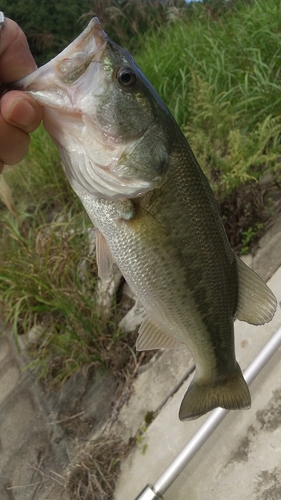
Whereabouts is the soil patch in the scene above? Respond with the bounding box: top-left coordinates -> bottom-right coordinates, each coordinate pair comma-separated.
219,181 -> 281,253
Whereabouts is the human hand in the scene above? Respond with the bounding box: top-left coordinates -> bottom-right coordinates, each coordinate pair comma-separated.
0,17 -> 42,173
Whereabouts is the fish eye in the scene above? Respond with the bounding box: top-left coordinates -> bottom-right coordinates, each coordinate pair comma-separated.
116,67 -> 137,87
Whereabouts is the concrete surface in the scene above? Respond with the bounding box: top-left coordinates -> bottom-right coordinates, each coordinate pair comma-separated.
252,213 -> 281,282
0,217 -> 280,500
112,348 -> 194,442
0,331 -> 69,500
0,332 -> 119,499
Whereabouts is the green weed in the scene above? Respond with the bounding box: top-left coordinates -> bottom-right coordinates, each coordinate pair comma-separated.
241,223 -> 264,255
135,0 -> 281,195
184,74 -> 281,196
0,127 -> 133,384
136,423 -> 149,455
0,205 -> 135,384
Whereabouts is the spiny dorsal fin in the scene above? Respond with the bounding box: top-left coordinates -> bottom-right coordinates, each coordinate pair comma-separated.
136,317 -> 183,351
235,256 -> 277,325
95,228 -> 115,281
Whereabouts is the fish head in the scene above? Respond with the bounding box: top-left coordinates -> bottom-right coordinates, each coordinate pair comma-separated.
17,18 -> 173,200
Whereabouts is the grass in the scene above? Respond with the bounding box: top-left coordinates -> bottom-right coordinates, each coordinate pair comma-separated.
1,0 -> 281,384
0,201 -> 138,383
134,0 -> 281,195
81,0 -> 189,54
0,127 -> 139,385
66,434 -> 128,500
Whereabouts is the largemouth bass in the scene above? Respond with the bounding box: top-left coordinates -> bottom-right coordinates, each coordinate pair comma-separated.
17,19 -> 276,420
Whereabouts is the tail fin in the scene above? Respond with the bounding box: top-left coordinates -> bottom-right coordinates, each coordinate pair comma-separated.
179,363 -> 250,421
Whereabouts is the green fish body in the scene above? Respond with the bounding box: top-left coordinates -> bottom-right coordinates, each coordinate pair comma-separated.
17,19 -> 277,419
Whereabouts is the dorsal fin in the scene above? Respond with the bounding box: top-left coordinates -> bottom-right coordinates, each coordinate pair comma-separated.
136,317 -> 183,351
235,256 -> 277,325
95,228 -> 115,281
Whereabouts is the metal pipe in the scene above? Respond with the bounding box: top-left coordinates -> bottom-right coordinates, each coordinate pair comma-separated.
134,485 -> 163,500
135,326 -> 281,499
153,407 -> 227,496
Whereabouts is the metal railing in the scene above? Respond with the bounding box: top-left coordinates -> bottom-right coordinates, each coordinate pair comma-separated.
135,326 -> 281,500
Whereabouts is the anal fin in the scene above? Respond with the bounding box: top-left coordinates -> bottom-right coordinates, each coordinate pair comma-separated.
236,256 -> 277,325
136,317 -> 183,351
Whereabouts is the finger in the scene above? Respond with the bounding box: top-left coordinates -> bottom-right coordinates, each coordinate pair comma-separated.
0,18 -> 36,82
0,115 -> 30,165
1,91 -> 42,133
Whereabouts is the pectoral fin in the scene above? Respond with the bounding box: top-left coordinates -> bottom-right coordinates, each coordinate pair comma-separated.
95,228 -> 115,280
136,317 -> 183,351
235,256 -> 277,325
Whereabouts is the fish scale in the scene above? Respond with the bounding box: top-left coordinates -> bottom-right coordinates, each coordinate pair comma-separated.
82,196 -> 208,348
140,156 -> 238,374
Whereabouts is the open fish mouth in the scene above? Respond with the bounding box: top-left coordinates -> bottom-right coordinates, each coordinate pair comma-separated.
16,18 -> 107,90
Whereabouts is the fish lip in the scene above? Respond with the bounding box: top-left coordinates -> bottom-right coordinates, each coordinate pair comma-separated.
15,17 -> 107,89
54,17 -> 107,66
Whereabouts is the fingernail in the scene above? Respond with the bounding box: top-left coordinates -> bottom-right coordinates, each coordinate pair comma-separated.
7,97 -> 36,127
